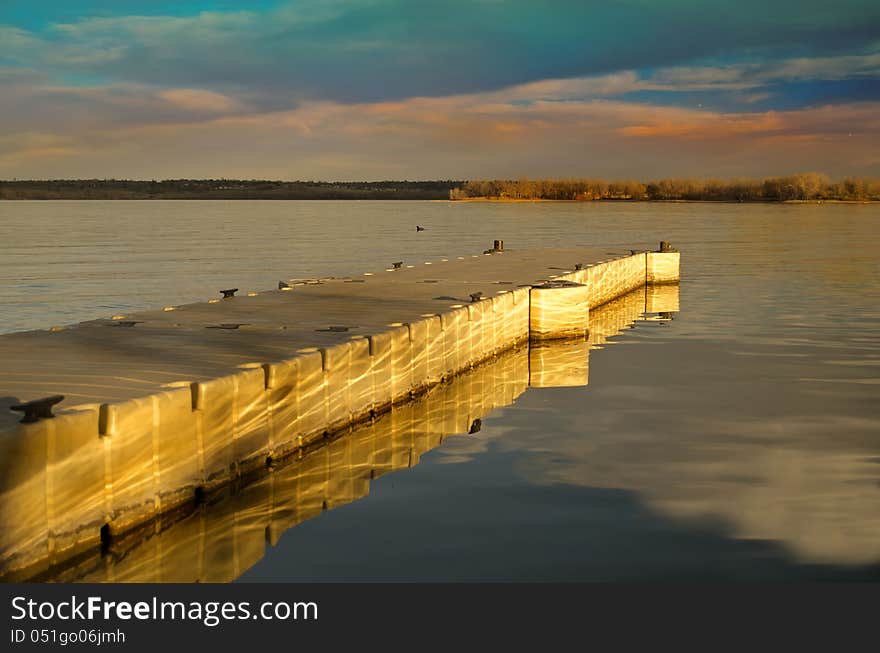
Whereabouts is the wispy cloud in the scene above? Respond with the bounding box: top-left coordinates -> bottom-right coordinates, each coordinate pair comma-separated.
649,52 -> 880,89
0,1 -> 878,178
2,1 -> 879,101
2,77 -> 877,179
158,89 -> 247,114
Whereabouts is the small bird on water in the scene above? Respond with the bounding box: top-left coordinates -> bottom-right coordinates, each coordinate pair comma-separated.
416,225 -> 426,231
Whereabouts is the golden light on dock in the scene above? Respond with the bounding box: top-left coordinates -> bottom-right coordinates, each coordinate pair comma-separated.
0,281 -> 685,582
0,244 -> 682,580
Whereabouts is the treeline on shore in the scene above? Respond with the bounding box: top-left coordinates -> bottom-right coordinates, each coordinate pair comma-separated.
2,174 -> 878,201
451,174 -> 880,201
0,179 -> 461,200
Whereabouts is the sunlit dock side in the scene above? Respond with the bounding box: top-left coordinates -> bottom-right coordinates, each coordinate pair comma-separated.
0,243 -> 679,578
6,284 -> 679,582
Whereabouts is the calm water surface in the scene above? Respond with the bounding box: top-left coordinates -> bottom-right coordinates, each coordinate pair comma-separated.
1,200 -> 879,580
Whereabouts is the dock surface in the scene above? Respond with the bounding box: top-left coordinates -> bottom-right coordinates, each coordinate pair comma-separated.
20,285 -> 679,582
0,244 -> 680,578
2,246 -> 620,415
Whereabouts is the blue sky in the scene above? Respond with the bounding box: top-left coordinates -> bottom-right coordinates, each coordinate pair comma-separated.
0,1 -> 282,29
1,1 -> 878,179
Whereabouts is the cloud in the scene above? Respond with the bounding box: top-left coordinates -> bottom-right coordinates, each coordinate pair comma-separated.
0,25 -> 41,56
1,2 -> 879,178
648,52 -> 880,90
0,131 -> 78,163
1,75 -> 878,179
1,1 -> 879,102
0,77 -> 254,138
158,88 -> 245,113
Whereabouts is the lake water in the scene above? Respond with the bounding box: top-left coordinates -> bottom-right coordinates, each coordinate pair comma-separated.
1,200 -> 879,581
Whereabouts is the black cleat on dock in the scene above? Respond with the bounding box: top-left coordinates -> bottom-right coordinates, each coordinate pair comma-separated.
10,395 -> 64,423
392,262 -> 403,269
220,288 -> 239,298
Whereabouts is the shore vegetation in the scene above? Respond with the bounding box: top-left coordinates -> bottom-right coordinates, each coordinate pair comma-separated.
2,174 -> 877,201
450,174 -> 880,202
0,179 -> 460,200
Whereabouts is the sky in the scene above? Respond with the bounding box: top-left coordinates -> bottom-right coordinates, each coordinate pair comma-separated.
1,1 -> 879,180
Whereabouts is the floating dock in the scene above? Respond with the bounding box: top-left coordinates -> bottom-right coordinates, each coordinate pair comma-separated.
0,243 -> 679,578
7,283 -> 681,582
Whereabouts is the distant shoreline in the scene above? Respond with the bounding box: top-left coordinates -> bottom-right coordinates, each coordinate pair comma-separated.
2,177 -> 877,202
0,180 -> 460,201
1,197 -> 876,203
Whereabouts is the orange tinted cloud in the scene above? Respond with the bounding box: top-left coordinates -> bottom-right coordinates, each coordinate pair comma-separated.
619,112 -> 788,139
617,103 -> 880,142
158,88 -> 245,113
1,79 -> 878,179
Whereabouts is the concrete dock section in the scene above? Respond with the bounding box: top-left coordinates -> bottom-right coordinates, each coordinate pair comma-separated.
8,282 -> 680,582
0,243 -> 679,578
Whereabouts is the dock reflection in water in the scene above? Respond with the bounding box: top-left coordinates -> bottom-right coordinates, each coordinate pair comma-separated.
24,284 -> 675,582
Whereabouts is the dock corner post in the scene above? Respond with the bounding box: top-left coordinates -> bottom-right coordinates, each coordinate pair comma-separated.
646,241 -> 680,285
528,280 -> 590,342
493,240 -> 504,252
